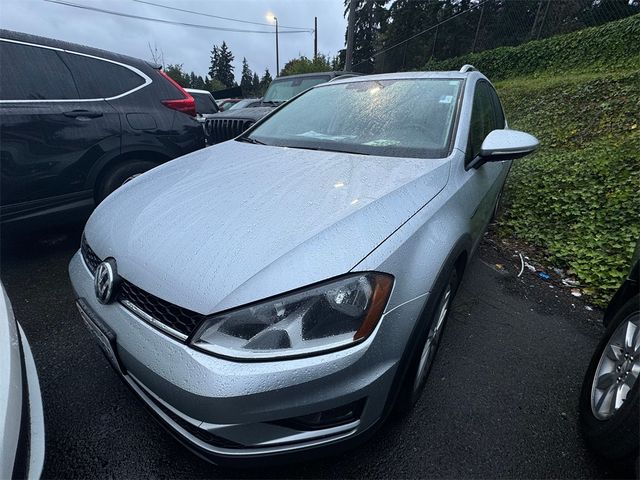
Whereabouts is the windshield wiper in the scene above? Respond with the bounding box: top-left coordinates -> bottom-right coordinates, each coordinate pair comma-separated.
260,100 -> 282,106
236,136 -> 266,145
285,145 -> 369,156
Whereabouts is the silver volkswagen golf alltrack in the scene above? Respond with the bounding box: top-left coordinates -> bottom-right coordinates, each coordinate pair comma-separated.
69,68 -> 538,465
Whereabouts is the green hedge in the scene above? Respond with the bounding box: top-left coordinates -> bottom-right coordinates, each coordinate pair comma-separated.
424,14 -> 640,81
422,16 -> 640,305
499,71 -> 640,305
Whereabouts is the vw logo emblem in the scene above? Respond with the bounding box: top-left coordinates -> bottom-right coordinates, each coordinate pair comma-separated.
94,259 -> 118,304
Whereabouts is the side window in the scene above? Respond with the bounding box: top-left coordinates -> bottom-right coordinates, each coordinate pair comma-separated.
487,85 -> 505,129
0,41 -> 78,100
467,81 -> 497,162
61,53 -> 145,99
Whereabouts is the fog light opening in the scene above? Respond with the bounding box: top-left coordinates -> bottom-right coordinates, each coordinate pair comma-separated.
271,398 -> 366,431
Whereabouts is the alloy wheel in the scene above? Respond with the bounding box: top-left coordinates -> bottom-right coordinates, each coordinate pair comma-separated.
591,313 -> 640,420
413,284 -> 452,394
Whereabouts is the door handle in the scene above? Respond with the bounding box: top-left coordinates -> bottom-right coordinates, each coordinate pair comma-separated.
64,110 -> 103,119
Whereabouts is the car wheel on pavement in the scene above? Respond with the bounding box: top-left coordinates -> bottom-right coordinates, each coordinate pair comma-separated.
397,268 -> 460,412
97,160 -> 157,202
579,293 -> 639,470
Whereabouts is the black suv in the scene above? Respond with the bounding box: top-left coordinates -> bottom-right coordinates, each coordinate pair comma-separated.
0,30 -> 204,231
205,71 -> 359,145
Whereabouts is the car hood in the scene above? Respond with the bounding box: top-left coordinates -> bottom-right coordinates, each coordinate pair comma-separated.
86,141 -> 450,315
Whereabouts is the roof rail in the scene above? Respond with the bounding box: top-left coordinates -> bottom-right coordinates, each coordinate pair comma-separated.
459,64 -> 477,73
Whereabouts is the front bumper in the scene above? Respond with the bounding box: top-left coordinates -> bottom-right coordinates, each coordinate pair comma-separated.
69,251 -> 424,463
17,324 -> 45,479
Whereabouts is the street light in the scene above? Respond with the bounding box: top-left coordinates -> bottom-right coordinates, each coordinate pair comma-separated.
266,13 -> 279,75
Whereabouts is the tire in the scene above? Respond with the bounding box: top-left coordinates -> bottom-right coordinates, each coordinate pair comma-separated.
579,293 -> 639,469
96,160 -> 157,203
396,268 -> 461,413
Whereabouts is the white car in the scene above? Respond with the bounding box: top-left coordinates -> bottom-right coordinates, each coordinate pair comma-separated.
185,88 -> 220,124
0,283 -> 45,479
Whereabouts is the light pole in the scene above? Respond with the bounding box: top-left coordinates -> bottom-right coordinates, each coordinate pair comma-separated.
275,16 -> 279,75
267,13 -> 279,76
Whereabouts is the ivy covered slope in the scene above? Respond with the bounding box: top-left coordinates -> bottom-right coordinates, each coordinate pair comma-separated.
431,15 -> 640,306
499,69 -> 639,305
424,14 -> 640,81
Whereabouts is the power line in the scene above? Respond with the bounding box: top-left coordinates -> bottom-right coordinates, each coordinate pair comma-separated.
44,0 -> 313,34
353,0 -> 489,69
131,0 -> 312,31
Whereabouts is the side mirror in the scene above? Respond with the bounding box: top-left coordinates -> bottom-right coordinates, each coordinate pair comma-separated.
469,129 -> 539,168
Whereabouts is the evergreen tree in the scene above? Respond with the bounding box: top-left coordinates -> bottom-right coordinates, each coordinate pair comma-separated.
259,68 -> 273,96
189,72 -> 206,90
240,58 -> 253,97
344,0 -> 387,73
215,41 -> 236,88
208,45 -> 220,80
251,72 -> 260,97
332,51 -> 346,71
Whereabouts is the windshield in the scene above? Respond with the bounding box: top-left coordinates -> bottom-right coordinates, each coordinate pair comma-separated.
247,79 -> 463,158
262,75 -> 332,103
190,92 -> 218,114
229,99 -> 257,110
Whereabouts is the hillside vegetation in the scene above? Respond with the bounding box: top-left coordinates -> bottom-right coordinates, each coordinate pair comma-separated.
433,15 -> 640,305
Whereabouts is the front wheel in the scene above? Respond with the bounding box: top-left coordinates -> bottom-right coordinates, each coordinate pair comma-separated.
579,293 -> 639,469
397,268 -> 460,412
96,160 -> 157,203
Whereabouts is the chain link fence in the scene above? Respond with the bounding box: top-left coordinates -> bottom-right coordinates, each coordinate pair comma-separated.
354,0 -> 639,73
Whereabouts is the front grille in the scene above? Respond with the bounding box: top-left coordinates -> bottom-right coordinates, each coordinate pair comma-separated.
81,235 -> 101,274
205,118 -> 254,144
80,237 -> 205,339
118,280 -> 205,338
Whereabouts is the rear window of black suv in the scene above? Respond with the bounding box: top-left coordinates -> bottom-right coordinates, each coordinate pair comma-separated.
62,53 -> 146,99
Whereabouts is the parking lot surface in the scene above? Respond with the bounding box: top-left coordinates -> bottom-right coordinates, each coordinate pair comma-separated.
0,228 -> 620,479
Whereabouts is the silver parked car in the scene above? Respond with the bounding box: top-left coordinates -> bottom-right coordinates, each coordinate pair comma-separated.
0,283 -> 45,479
69,67 -> 538,464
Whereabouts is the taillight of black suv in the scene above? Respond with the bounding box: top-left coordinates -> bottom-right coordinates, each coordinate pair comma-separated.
157,69 -> 197,118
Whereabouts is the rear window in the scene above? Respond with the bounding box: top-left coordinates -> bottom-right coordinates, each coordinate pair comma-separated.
262,75 -> 332,103
61,53 -> 145,99
190,92 -> 218,114
0,40 -> 78,100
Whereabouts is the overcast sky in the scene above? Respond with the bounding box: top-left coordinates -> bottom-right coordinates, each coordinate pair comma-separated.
0,0 -> 347,81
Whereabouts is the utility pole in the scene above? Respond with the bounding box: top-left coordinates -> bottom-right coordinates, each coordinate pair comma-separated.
472,4 -> 485,53
537,0 -> 551,40
530,1 -> 544,39
345,0 -> 357,71
314,16 -> 318,59
431,25 -> 439,59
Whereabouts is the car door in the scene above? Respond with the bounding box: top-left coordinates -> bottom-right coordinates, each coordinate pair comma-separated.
460,80 -> 507,244
0,39 -> 120,216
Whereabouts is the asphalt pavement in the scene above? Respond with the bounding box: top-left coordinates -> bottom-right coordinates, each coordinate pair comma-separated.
0,227 -> 622,479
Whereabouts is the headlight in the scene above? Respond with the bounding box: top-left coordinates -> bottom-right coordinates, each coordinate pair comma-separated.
190,272 -> 394,360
